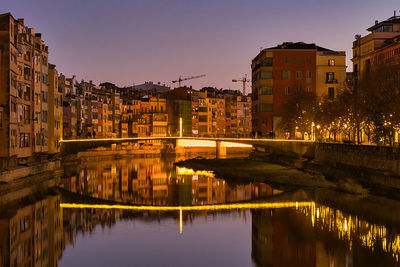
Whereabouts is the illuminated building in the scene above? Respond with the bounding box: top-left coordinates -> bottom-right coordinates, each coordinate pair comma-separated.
352,12 -> 400,79
60,74 -> 78,138
0,13 -> 51,166
194,87 -> 226,137
251,42 -> 345,136
316,50 -> 346,99
48,64 -> 63,153
223,90 -> 252,137
165,87 -> 193,136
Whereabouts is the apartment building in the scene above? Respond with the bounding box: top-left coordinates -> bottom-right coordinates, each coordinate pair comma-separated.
165,87 -> 193,136
251,42 -> 346,136
352,13 -> 400,78
194,87 -> 226,137
223,90 -> 252,137
0,13 -> 53,166
48,64 -> 63,153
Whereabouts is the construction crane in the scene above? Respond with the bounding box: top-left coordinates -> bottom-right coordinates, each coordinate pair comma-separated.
172,74 -> 206,87
232,74 -> 251,95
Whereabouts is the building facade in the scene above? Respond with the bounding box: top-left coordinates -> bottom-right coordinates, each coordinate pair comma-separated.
0,13 -> 52,167
251,42 -> 346,136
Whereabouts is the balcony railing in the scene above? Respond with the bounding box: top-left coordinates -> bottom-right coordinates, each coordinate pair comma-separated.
326,79 -> 338,84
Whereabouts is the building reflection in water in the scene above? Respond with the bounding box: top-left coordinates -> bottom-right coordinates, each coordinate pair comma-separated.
60,157 -> 278,205
0,193 -> 63,267
2,156 -> 400,266
252,203 -> 400,267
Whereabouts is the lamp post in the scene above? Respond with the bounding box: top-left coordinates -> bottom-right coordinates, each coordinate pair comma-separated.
311,122 -> 315,141
179,117 -> 183,137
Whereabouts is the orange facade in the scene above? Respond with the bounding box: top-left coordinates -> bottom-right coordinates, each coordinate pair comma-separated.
252,46 -> 316,135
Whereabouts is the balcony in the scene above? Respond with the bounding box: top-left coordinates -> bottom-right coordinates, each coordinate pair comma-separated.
326,79 -> 338,84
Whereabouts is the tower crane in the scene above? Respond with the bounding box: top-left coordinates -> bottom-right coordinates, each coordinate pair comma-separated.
172,74 -> 206,87
232,74 -> 251,95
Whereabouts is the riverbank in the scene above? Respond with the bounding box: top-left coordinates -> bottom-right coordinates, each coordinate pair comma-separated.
174,157 -> 368,195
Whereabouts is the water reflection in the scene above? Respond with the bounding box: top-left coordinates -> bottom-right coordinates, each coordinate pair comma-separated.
60,156 -> 278,205
0,193 -> 63,267
1,156 -> 400,266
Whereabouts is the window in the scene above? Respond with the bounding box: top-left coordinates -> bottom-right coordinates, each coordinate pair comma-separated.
259,86 -> 273,95
17,44 -> 22,57
296,71 -> 302,79
296,57 -> 302,64
24,105 -> 30,124
326,72 -> 335,83
17,104 -> 23,123
306,86 -> 312,93
285,86 -> 290,95
259,103 -> 273,112
296,87 -> 302,93
42,74 -> 48,85
24,86 -> 31,101
328,87 -> 335,99
284,57 -> 290,63
42,110 -> 48,123
20,133 -> 30,148
306,57 -> 312,64
42,91 -> 48,103
42,55 -> 48,66
199,115 -> 207,122
24,66 -> 31,80
260,71 -> 273,79
282,71 -> 290,79
328,59 -> 335,66
11,50 -> 17,65
262,57 -> 273,66
11,72 -> 17,89
36,133 -> 41,146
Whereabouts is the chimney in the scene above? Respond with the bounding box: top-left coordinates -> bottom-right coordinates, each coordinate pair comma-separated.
375,20 -> 379,25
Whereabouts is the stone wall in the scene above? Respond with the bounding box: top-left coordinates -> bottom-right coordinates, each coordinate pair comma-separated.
314,143 -> 400,176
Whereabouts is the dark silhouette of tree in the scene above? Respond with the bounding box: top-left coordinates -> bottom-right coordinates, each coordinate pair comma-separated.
278,91 -> 317,139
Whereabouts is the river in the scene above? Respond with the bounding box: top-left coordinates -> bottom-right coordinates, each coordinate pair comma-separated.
1,154 -> 400,266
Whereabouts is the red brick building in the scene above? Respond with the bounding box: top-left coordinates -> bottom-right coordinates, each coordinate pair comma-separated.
251,42 -> 343,136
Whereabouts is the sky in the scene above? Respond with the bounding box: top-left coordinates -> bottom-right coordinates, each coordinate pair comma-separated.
2,0 -> 399,91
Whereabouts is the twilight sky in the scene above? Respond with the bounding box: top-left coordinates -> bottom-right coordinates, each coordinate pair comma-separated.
1,0 -> 399,91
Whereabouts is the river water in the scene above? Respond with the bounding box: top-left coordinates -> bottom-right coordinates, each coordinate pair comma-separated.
2,154 -> 400,266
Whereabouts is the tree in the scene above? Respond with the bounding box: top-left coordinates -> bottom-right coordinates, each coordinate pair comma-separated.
358,64 -> 400,145
278,91 -> 318,139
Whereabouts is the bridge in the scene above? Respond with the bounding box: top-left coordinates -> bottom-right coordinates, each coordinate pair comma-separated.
60,136 -> 315,158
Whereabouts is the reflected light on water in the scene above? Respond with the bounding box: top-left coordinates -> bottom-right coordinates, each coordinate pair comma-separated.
60,201 -> 313,211
297,204 -> 400,262
176,167 -> 214,177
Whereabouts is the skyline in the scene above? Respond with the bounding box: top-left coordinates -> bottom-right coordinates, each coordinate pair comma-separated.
2,0 -> 399,91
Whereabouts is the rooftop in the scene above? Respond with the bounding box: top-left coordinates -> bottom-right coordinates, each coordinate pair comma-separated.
266,42 -> 334,52
367,14 -> 400,32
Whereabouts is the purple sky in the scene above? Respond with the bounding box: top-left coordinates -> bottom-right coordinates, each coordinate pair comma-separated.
2,0 -> 399,91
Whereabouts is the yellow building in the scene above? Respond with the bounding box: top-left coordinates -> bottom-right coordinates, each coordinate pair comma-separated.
352,13 -> 400,78
316,51 -> 346,99
196,88 -> 226,137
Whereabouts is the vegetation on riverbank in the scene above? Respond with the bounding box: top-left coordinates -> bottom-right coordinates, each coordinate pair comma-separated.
175,157 -> 368,195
